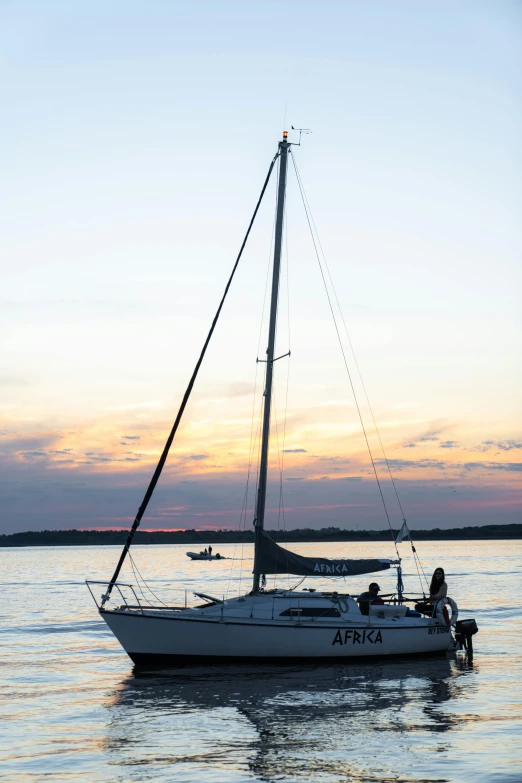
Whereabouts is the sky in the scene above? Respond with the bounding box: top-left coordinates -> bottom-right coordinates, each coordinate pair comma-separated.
1,0 -> 521,534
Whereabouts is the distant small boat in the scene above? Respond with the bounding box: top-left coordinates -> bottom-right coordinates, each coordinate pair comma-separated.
186,551 -> 226,561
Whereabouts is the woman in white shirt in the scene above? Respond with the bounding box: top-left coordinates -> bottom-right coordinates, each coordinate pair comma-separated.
429,567 -> 448,602
415,567 -> 448,615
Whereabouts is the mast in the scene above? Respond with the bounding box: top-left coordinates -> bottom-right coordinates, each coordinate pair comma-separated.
253,131 -> 289,591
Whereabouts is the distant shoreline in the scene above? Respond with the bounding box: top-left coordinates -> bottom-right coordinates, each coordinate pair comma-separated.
1,524 -> 520,547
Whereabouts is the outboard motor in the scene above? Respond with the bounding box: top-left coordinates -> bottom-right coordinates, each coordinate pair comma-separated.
454,618 -> 479,660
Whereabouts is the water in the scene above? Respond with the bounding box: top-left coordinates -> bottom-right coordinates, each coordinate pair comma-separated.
1,540 -> 521,782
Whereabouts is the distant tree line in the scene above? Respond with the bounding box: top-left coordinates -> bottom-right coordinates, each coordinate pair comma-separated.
0,523 -> 520,547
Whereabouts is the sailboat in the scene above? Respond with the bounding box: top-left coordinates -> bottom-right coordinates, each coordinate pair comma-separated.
87,131 -> 477,664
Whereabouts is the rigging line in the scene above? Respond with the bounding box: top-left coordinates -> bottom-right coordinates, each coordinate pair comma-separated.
236,426 -> 255,596
278,194 -> 292,531
294,183 -> 429,588
226,355 -> 261,597
279,193 -> 292,590
413,546 -> 430,590
230,483 -> 249,597
286,164 -> 429,589
239,393 -> 266,595
411,548 -> 427,595
227,468 -> 248,595
129,556 -> 150,606
253,158 -> 281,513
271,351 -> 292,592
287,156 -> 427,584
103,151 -> 279,604
272,199 -> 286,530
289,168 -> 427,587
228,365 -> 261,597
272,364 -> 288,524
274,361 -> 291,535
252,163 -> 279,509
269,192 -> 291,587
271,366 -> 282,589
257,157 -> 280,359
129,552 -> 160,606
273,195 -> 290,534
253,387 -> 266,508
303,201 -> 408,522
276,355 -> 291,532
128,554 -> 154,607
285,185 -> 292,352
272,369 -> 282,511
290,150 -> 400,559
271,356 -> 291,589
281,192 -> 292,535
129,552 -> 170,607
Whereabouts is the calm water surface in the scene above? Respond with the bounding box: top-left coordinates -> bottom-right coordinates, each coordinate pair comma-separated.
1,540 -> 521,782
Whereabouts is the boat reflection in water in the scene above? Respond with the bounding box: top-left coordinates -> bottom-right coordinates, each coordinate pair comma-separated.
104,657 -> 477,782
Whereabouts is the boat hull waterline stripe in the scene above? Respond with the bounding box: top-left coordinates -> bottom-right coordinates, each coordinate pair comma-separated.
128,650 -> 449,666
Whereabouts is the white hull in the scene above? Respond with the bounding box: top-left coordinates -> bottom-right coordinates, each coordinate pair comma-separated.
186,552 -> 225,560
99,591 -> 455,665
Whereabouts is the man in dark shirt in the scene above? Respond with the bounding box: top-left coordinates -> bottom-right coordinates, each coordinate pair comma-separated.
357,582 -> 385,615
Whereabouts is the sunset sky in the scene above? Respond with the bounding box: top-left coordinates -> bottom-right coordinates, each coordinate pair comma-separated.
1,1 -> 521,534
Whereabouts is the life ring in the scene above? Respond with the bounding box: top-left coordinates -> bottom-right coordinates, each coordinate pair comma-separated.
435,597 -> 458,627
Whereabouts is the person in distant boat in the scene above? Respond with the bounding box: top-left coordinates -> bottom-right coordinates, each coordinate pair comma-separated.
208,545 -> 213,557
357,582 -> 385,616
415,567 -> 448,616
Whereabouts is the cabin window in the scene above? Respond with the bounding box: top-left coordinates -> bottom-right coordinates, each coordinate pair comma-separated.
279,607 -> 340,617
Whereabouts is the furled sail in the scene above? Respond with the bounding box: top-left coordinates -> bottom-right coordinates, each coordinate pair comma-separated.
253,531 -> 393,577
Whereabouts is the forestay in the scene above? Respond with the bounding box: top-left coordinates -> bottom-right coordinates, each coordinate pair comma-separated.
253,531 -> 393,577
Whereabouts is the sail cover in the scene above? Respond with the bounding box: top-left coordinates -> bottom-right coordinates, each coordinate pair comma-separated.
253,531 -> 392,577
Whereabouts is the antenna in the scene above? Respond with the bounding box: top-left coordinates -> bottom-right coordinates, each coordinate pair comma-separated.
291,126 -> 312,146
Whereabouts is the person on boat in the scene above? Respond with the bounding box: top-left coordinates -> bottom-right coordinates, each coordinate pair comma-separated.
415,567 -> 448,616
208,545 -> 213,557
357,582 -> 385,615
